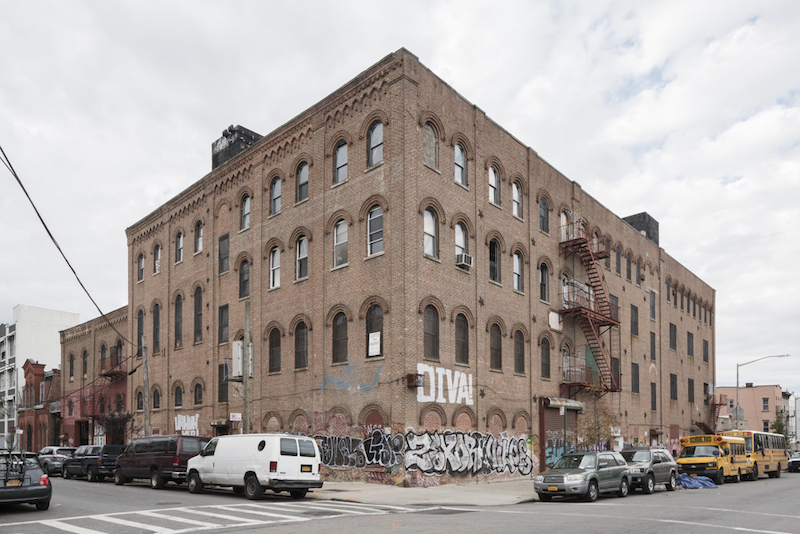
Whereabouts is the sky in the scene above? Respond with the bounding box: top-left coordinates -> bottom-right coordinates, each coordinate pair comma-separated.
1,1 -> 799,396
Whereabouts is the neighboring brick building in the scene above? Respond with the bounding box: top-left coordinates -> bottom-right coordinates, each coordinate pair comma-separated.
64,48 -> 715,485
17,360 -> 62,452
717,384 -> 790,433
60,306 -> 128,446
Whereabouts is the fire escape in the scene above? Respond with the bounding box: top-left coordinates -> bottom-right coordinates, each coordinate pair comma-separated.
559,220 -> 621,397
694,393 -> 723,434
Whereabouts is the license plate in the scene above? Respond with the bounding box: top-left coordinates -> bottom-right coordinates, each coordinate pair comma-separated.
301,465 -> 311,473
547,485 -> 558,491
690,474 -> 697,477
6,480 -> 22,487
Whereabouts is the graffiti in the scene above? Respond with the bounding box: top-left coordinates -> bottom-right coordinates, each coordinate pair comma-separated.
175,414 -> 200,434
362,429 -> 405,467
404,430 -> 533,476
416,363 -> 473,405
316,435 -> 367,468
527,434 -> 540,468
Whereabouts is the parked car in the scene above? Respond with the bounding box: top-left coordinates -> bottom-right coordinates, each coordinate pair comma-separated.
0,451 -> 52,510
788,452 -> 800,473
534,451 -> 630,502
63,444 -> 126,481
186,434 -> 323,500
620,447 -> 678,493
114,434 -> 210,488
37,446 -> 76,476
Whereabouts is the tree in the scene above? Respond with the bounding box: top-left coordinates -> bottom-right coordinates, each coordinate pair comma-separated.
771,412 -> 787,438
574,392 -> 620,451
96,412 -> 138,444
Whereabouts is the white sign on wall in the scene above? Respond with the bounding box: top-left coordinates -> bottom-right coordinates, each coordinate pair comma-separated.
230,412 -> 242,422
174,414 -> 200,435
368,332 -> 381,357
416,362 -> 473,405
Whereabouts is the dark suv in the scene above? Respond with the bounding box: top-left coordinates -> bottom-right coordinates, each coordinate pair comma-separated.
620,447 -> 678,493
63,444 -> 126,481
114,435 -> 209,488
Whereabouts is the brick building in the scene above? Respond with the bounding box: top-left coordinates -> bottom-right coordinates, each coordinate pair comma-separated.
65,48 -> 716,484
60,306 -> 128,446
17,360 -> 61,452
717,384 -> 790,433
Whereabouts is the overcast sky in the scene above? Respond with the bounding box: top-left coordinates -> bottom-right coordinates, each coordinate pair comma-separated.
1,1 -> 799,396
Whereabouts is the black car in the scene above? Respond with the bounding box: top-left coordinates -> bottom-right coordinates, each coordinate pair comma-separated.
0,451 -> 52,510
64,444 -> 126,481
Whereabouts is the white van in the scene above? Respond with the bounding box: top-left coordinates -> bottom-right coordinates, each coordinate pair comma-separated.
186,434 -> 322,499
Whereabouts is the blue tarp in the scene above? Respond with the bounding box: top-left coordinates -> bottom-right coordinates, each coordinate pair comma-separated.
677,473 -> 718,489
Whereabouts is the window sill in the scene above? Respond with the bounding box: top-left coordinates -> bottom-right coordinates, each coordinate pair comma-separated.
423,162 -> 440,174
295,367 -> 308,372
513,289 -> 525,296
294,197 -> 309,208
489,368 -> 503,373
514,372 -> 526,378
331,179 -> 348,189
539,299 -> 549,305
366,355 -> 384,361
513,214 -> 524,223
193,250 -> 202,257
174,345 -> 183,351
268,211 -> 281,220
454,180 -> 469,191
455,265 -> 470,274
268,285 -> 280,292
175,260 -> 183,266
365,251 -> 385,261
239,295 -> 249,302
137,279 -> 143,284
539,229 -> 550,238
268,371 -> 281,376
423,253 -> 441,263
366,161 -> 384,173
541,377 -> 551,382
219,270 -> 229,276
454,361 -> 470,368
294,276 -> 308,284
153,271 -> 160,277
422,357 -> 440,363
239,226 -> 250,234
331,361 -> 348,367
489,279 -> 502,288
489,201 -> 502,210
331,263 -> 349,272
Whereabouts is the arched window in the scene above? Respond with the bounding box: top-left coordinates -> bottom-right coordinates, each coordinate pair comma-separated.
539,197 -> 549,233
490,324 -> 502,370
296,236 -> 308,280
270,247 -> 280,289
636,259 -> 641,285
332,312 -> 348,364
174,385 -> 183,408
136,391 -> 143,411
99,396 -> 106,414
615,246 -> 621,275
269,328 -> 281,373
366,304 -> 383,358
626,253 -> 632,280
455,222 -> 467,259
137,254 -> 144,282
68,399 -> 74,416
489,239 -> 500,282
152,388 -> 160,410
423,122 -> 438,169
239,260 -> 250,298
541,338 -> 551,378
195,221 -> 203,253
175,294 -> 183,348
137,310 -> 144,356
423,209 -> 437,258
153,303 -> 160,353
295,322 -> 308,369
368,206 -> 383,256
69,354 -> 74,378
489,166 -> 499,204
115,340 -> 123,366
194,383 -> 203,405
540,263 -> 549,302
368,121 -> 383,166
175,232 -> 183,263
270,178 -> 281,215
334,141 -> 348,183
454,143 -> 466,185
513,252 -> 523,292
514,331 -> 524,374
296,162 -> 309,202
512,182 -> 522,218
423,305 -> 439,361
153,245 -> 161,274
193,287 -> 202,343
241,194 -> 251,229
455,313 -> 468,364
334,220 -> 348,267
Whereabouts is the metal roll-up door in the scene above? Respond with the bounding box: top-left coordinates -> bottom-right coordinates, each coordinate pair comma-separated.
543,407 -> 578,469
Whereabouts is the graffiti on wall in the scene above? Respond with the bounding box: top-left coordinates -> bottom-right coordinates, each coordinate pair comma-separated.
416,363 -> 473,405
312,428 -> 533,477
175,414 -> 200,434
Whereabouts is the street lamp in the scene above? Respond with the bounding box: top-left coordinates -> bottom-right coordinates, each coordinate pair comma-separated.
736,354 -> 791,430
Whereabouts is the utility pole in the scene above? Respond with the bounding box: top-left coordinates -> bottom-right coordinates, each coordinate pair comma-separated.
242,301 -> 250,434
142,335 -> 151,437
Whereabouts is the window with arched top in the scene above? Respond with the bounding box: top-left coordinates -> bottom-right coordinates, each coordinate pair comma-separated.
152,388 -> 160,410
334,141 -> 348,183
489,239 -> 500,282
540,264 -> 549,302
194,383 -> 203,405
176,232 -> 183,263
615,246 -> 621,275
489,166 -> 499,204
270,247 -> 280,289
423,305 -> 439,361
539,197 -> 549,233
368,121 -> 383,166
175,294 -> 183,348
332,312 -> 348,364
366,304 -> 383,358
423,209 -> 437,258
514,331 -> 524,375
174,385 -> 183,408
297,162 -> 309,202
241,194 -> 251,229
512,182 -> 522,218
269,328 -> 281,373
626,253 -> 632,280
455,313 -> 469,364
239,260 -> 250,298
541,338 -> 551,378
153,303 -> 160,353
424,122 -> 438,169
454,143 -> 466,185
334,220 -> 348,267
136,391 -> 143,411
455,223 -> 467,259
490,324 -> 502,370
153,245 -> 161,274
193,287 -> 202,343
295,322 -> 308,369
137,254 -> 144,282
513,252 -> 523,292
137,310 -> 144,355
296,236 -> 308,280
195,221 -> 203,253
270,178 -> 281,215
368,206 -> 383,256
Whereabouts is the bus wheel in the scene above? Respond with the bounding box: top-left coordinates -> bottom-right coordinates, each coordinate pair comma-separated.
750,463 -> 758,480
733,470 -> 741,483
716,469 -> 724,485
775,465 -> 781,478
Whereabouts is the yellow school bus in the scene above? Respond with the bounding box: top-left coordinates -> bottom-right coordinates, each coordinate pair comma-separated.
718,430 -> 788,479
677,434 -> 752,484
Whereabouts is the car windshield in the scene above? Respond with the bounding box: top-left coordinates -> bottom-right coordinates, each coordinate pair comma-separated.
680,446 -> 719,458
56,448 -> 75,456
0,454 -> 40,471
621,450 -> 651,463
102,445 -> 126,457
553,454 -> 596,470
790,452 -> 800,459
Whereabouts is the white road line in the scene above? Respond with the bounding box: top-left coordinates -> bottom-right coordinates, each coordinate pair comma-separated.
92,515 -> 179,533
137,511 -> 217,528
213,505 -> 309,522
188,509 -> 265,524
37,520 -> 108,534
294,502 -> 374,514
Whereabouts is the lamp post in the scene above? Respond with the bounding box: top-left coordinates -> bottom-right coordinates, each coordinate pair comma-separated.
736,354 -> 790,430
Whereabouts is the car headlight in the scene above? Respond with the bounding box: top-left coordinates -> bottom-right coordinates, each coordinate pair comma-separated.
535,475 -> 545,482
707,462 -> 717,468
565,474 -> 584,481
629,467 -> 643,474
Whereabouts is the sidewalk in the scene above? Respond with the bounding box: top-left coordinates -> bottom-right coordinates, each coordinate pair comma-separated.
308,478 -> 537,507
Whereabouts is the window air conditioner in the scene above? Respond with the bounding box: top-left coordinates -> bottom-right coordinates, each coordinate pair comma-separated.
456,253 -> 473,268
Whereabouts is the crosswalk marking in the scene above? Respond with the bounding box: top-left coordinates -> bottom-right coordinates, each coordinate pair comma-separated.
38,520 -> 108,534
183,508 -> 269,524
137,511 -> 215,528
213,505 -> 310,521
92,515 -> 179,533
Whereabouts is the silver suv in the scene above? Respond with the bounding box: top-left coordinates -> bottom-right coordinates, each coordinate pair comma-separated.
534,451 -> 630,502
620,447 -> 678,493
37,446 -> 76,476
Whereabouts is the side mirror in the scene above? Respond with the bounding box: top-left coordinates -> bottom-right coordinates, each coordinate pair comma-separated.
653,458 -> 661,464
200,449 -> 206,457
